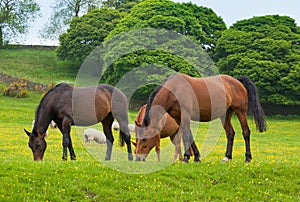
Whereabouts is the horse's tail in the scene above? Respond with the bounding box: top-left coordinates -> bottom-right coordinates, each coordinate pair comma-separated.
237,76 -> 267,132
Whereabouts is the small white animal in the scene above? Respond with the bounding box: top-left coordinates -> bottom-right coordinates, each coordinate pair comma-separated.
112,122 -> 135,133
112,121 -> 120,131
84,128 -> 106,144
49,120 -> 57,129
128,124 -> 135,133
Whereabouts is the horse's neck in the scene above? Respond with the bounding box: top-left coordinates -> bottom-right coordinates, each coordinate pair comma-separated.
153,88 -> 172,113
34,109 -> 52,135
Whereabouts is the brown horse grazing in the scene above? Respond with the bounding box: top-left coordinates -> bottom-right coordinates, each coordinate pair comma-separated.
137,73 -> 266,163
133,105 -> 194,162
24,83 -> 133,161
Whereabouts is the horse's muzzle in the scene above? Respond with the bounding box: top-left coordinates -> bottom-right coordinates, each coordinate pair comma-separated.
33,154 -> 43,161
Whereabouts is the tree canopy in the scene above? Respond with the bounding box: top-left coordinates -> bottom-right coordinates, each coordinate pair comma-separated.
101,0 -> 225,91
57,0 -> 225,102
214,15 -> 300,105
55,1 -> 300,106
57,7 -> 125,62
0,0 -> 40,47
107,0 -> 226,50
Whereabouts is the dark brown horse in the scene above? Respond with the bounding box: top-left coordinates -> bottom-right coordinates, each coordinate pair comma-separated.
24,83 -> 133,161
137,73 -> 266,163
134,105 -> 194,161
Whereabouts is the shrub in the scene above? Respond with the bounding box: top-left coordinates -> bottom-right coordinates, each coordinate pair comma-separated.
3,78 -> 29,98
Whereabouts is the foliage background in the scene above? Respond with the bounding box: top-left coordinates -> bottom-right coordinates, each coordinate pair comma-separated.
54,0 -> 300,106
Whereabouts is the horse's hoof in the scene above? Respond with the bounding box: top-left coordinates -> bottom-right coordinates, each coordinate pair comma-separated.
183,157 -> 189,163
128,154 -> 133,161
71,157 -> 77,160
221,157 -> 230,163
194,155 -> 200,163
62,157 -> 67,161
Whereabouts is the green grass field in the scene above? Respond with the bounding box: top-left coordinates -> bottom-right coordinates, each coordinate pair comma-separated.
0,49 -> 79,85
0,49 -> 299,201
0,88 -> 299,201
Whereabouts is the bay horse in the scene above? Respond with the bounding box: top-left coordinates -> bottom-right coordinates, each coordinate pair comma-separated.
134,105 -> 194,162
136,73 -> 266,163
24,83 -> 133,161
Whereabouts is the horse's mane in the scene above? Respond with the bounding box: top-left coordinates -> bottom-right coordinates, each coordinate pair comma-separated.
135,105 -> 147,126
34,83 -> 70,128
143,75 -> 174,126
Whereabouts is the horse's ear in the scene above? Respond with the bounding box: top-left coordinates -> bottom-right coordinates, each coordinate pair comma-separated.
24,129 -> 31,137
32,129 -> 39,137
131,141 -> 137,147
135,120 -> 141,127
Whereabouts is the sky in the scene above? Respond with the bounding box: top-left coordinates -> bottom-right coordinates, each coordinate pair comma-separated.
22,0 -> 300,45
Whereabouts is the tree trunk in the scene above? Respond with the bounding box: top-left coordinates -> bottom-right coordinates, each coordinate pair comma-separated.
0,27 -> 3,48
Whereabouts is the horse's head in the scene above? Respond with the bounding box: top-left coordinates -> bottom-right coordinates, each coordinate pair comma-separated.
134,122 -> 159,161
134,105 -> 166,161
24,129 -> 47,161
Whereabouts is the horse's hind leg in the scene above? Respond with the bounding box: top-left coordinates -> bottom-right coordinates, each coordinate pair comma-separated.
236,111 -> 252,163
221,110 -> 235,162
117,118 -> 133,161
102,113 -> 114,161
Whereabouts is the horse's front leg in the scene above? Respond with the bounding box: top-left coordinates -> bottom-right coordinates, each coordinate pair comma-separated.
118,119 -> 133,161
62,135 -> 77,160
61,119 -> 76,160
67,135 -> 76,160
155,136 -> 161,162
170,134 -> 182,162
180,114 -> 200,163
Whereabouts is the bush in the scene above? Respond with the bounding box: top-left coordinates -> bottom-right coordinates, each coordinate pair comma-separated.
3,78 -> 29,98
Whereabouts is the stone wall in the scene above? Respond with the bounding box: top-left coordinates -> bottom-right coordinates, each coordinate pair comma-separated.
0,73 -> 50,91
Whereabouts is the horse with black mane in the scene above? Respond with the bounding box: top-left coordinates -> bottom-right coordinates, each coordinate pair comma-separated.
136,73 -> 266,163
24,83 -> 133,161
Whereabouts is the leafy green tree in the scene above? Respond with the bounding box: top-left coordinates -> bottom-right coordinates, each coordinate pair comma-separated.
0,0 -> 40,47
102,0 -> 142,10
214,15 -> 300,105
108,0 -> 226,50
57,7 -> 125,62
101,0 -> 225,99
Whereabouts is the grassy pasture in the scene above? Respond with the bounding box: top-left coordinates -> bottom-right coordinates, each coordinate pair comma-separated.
0,49 -> 78,85
0,88 -> 299,201
0,49 -> 299,201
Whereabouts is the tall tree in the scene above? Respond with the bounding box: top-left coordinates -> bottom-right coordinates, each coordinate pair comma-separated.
40,0 -> 102,40
214,15 -> 300,105
108,0 -> 226,50
102,0 -> 226,84
0,0 -> 40,47
57,7 -> 125,62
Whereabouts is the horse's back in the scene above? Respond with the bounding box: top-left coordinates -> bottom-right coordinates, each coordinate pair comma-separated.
67,84 -> 128,125
168,74 -> 248,120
